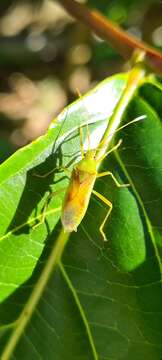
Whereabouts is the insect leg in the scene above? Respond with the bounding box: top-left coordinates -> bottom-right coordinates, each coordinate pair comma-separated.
92,189 -> 112,242
96,171 -> 129,187
96,139 -> 122,163
33,187 -> 66,229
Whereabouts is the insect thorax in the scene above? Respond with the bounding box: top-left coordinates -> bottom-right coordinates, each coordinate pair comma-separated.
76,152 -> 97,174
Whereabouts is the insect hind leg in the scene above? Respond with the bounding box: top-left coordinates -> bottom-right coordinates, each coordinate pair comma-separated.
97,171 -> 129,187
92,189 -> 113,242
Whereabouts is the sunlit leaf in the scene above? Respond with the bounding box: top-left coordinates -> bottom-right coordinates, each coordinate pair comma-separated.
1,74 -> 162,360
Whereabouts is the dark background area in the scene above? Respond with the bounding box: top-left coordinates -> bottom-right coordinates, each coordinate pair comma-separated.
0,0 -> 161,159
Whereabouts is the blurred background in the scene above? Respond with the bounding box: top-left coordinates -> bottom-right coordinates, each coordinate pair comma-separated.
0,0 -> 161,160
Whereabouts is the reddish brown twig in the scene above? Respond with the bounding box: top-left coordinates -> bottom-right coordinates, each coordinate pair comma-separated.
59,0 -> 162,75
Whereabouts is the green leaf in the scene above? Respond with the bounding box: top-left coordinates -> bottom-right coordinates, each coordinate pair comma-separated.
1,74 -> 162,359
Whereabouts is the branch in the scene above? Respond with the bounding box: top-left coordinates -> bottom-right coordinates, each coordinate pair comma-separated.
59,0 -> 162,75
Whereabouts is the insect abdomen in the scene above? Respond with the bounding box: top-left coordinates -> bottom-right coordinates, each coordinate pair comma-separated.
61,170 -> 96,232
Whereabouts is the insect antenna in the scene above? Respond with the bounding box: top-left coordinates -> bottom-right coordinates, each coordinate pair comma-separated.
79,125 -> 85,158
51,106 -> 69,155
95,114 -> 146,155
76,87 -> 91,152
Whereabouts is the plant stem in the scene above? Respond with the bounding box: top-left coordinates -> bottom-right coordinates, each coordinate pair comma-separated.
59,0 -> 162,75
1,230 -> 69,360
96,62 -> 146,161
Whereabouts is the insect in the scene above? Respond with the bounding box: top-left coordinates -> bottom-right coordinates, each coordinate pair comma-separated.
61,132 -> 126,241
35,111 -> 145,241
